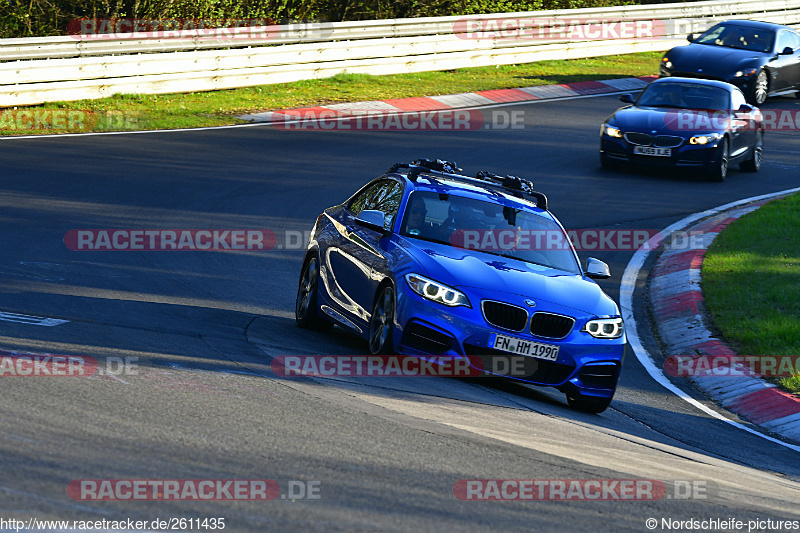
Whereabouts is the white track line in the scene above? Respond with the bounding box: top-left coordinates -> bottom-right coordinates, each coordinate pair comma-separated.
620,187 -> 800,453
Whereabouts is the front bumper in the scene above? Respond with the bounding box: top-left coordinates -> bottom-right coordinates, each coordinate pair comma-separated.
600,135 -> 721,170
393,286 -> 625,397
659,66 -> 755,94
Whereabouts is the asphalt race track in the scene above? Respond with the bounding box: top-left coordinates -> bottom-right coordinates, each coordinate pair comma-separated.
1,92 -> 799,532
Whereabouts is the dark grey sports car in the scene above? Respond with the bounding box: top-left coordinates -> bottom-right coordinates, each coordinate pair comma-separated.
659,19 -> 800,105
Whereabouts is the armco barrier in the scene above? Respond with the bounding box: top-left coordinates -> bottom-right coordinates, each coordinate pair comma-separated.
1,0 -> 799,106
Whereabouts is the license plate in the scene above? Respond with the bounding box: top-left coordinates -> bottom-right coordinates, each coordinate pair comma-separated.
633,146 -> 671,157
489,333 -> 559,361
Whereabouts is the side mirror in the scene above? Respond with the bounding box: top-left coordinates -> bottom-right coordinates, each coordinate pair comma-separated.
737,103 -> 754,114
586,258 -> 611,280
687,33 -> 697,42
618,93 -> 634,104
354,209 -> 387,233
780,46 -> 794,55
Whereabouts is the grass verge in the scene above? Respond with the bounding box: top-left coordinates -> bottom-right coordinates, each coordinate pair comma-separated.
702,193 -> 800,394
0,51 -> 661,135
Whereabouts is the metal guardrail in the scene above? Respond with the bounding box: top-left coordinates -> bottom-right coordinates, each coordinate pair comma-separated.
1,0 -> 799,107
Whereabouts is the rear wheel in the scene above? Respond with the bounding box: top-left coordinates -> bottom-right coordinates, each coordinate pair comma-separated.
566,393 -> 613,414
748,69 -> 769,105
295,255 -> 333,331
739,131 -> 763,172
369,285 -> 395,355
707,138 -> 729,182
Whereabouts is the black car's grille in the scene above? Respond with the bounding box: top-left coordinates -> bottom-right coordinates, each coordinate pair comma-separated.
623,132 -> 651,146
401,323 -> 453,355
530,312 -> 575,339
463,344 -> 574,385
482,301 -> 528,332
653,135 -> 684,148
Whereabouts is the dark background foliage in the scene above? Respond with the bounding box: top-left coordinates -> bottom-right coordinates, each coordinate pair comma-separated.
0,0 -> 681,38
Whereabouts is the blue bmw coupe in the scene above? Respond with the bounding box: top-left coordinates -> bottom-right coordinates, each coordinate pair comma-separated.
295,159 -> 626,413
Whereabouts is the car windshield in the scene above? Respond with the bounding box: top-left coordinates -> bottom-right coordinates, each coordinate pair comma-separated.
399,191 -> 581,274
637,82 -> 730,111
694,23 -> 775,53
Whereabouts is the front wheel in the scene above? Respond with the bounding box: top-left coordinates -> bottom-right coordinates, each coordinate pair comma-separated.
368,285 -> 395,355
566,393 -> 613,414
707,138 -> 728,182
739,131 -> 763,172
748,69 -> 769,105
295,255 -> 333,331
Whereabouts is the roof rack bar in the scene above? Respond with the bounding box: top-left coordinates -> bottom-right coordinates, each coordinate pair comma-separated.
387,159 -> 548,211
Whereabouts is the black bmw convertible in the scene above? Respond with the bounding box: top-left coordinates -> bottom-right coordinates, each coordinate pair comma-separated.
599,77 -> 764,182
659,19 -> 800,105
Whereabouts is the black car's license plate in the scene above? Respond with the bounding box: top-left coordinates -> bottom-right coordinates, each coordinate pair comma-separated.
633,146 -> 671,157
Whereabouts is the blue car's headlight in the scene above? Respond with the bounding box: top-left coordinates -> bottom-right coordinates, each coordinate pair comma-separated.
405,273 -> 471,308
583,318 -> 624,339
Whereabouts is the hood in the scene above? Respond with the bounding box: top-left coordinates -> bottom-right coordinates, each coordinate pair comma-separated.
669,44 -> 763,77
608,106 -> 687,134
607,105 -> 728,135
397,238 -> 619,316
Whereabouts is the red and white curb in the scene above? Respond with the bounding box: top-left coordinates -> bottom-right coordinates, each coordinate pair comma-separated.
649,198 -> 800,443
238,76 -> 656,122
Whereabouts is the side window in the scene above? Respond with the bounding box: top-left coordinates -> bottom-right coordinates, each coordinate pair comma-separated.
347,179 -> 403,231
777,30 -> 800,52
347,181 -> 383,216
370,181 -> 403,230
731,89 -> 746,110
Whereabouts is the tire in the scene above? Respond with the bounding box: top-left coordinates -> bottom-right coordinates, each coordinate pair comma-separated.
566,393 -> 613,414
295,255 -> 333,331
739,131 -> 763,172
748,69 -> 769,106
368,284 -> 395,355
707,137 -> 729,182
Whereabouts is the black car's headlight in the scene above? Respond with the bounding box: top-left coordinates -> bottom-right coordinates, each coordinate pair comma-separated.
582,318 -> 624,339
405,273 -> 471,308
735,68 -> 758,78
661,57 -> 672,69
602,124 -> 622,138
689,133 -> 723,145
